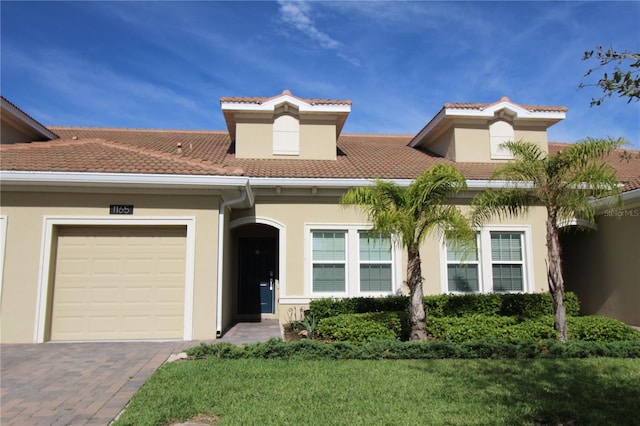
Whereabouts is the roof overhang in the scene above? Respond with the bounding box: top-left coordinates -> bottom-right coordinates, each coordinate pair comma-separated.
1,170 -> 527,193
0,171 -> 254,206
220,91 -> 351,141
409,100 -> 566,149
1,97 -> 58,142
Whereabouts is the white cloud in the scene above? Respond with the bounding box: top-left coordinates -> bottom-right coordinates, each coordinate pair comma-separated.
278,1 -> 340,49
277,1 -> 360,66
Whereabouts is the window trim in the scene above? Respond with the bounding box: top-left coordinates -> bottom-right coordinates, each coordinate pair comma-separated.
443,232 -> 482,293
357,230 -> 394,294
489,231 -> 526,293
440,225 -> 534,294
311,230 -> 348,295
305,224 -> 400,298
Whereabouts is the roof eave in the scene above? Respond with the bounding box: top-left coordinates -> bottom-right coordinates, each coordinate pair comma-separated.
1,97 -> 59,141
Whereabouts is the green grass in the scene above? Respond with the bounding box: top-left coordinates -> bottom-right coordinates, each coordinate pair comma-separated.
114,358 -> 640,426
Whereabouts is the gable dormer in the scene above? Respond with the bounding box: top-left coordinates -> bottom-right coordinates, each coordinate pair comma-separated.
409,97 -> 567,162
220,90 -> 351,160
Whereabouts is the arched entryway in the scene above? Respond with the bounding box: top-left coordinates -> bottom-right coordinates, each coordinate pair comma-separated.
230,218 -> 284,321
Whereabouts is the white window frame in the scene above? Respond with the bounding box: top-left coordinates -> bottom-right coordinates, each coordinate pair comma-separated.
304,224 -> 400,298
357,230 -> 394,295
488,231 -> 527,293
440,225 -> 534,294
310,230 -> 348,296
443,232 -> 482,293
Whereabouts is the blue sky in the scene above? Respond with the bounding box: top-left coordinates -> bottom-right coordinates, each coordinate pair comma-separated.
2,1 -> 639,148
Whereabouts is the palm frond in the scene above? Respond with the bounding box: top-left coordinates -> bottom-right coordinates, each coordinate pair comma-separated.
471,188 -> 533,227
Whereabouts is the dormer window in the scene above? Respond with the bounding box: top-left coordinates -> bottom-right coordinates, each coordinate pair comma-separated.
220,89 -> 351,160
273,113 -> 300,156
409,97 -> 565,163
489,120 -> 515,159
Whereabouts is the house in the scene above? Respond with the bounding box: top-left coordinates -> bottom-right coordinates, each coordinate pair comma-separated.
0,91 -> 638,344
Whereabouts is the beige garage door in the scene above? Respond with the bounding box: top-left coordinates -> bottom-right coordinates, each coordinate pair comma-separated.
51,226 -> 187,341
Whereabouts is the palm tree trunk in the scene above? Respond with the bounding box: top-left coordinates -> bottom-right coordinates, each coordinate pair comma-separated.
407,246 -> 428,340
546,214 -> 568,343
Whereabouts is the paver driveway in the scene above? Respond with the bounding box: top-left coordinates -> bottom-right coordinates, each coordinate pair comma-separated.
0,321 -> 282,426
1,341 -> 197,426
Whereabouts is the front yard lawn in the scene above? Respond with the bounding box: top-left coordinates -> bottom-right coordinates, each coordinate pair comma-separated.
114,358 -> 640,426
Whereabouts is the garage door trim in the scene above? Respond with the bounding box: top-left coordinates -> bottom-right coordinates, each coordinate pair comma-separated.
34,216 -> 196,343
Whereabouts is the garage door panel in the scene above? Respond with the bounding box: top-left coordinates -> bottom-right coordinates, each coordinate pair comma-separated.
51,226 -> 186,341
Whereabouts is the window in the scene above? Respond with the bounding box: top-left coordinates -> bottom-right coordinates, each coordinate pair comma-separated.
359,232 -> 392,292
273,114 -> 299,155
490,232 -> 524,292
312,231 -> 346,293
307,226 -> 397,296
489,120 -> 515,159
442,228 -> 530,293
445,235 -> 480,292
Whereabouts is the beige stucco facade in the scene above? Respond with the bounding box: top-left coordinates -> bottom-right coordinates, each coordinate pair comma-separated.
0,186 -> 554,343
0,189 -> 221,343
234,114 -> 338,160
227,196 -> 551,325
4,91 -> 631,342
452,124 -> 549,163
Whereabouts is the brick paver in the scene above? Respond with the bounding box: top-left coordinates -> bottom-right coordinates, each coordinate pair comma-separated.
1,321 -> 282,425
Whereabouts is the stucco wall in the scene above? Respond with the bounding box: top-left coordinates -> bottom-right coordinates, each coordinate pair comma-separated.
452,124 -> 549,163
0,190 -> 221,343
562,212 -> 640,326
234,114 -> 337,160
231,197 -> 550,323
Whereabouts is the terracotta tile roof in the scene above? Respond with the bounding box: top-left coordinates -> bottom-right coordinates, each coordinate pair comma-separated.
549,142 -> 640,191
623,176 -> 640,192
0,134 -> 242,176
2,128 -> 638,190
445,96 -> 568,113
220,89 -> 352,106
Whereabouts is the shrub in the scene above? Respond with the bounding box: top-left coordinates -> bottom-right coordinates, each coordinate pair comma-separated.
426,314 -> 517,342
310,296 -> 409,320
499,292 -> 580,318
317,311 -> 409,342
426,314 -> 639,343
424,293 -> 502,317
310,292 -> 580,321
186,339 -> 640,360
568,316 -> 640,342
499,318 -> 557,341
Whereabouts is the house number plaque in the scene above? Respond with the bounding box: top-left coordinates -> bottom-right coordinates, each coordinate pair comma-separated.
109,204 -> 134,215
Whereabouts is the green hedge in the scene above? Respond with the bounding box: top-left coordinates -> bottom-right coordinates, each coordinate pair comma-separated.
317,311 -> 410,342
309,296 -> 409,320
309,292 -> 580,320
186,338 -> 640,360
568,316 -> 640,342
427,315 -> 640,343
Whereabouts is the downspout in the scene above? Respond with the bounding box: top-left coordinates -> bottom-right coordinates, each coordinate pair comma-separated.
216,181 -> 252,337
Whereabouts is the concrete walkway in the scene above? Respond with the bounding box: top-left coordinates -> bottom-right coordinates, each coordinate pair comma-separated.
0,321 -> 283,426
216,319 -> 282,345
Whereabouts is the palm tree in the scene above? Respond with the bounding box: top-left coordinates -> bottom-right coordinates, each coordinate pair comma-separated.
471,138 -> 625,342
340,163 -> 475,341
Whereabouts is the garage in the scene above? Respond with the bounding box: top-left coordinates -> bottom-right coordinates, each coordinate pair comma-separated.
50,226 -> 187,341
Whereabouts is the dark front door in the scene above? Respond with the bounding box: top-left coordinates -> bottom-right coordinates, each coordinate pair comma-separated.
238,238 -> 276,315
